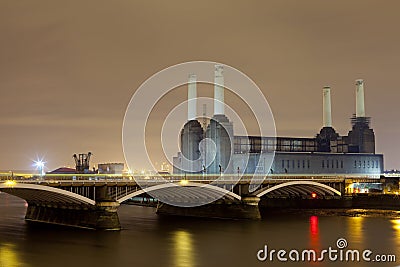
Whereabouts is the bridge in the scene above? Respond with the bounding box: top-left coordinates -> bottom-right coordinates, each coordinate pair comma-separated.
0,174 -> 369,230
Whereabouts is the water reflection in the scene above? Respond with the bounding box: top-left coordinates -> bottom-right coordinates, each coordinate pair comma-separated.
391,219 -> 400,232
0,243 -> 28,267
391,219 -> 400,247
173,230 -> 195,267
347,216 -> 364,244
309,216 -> 320,251
2,193 -> 400,267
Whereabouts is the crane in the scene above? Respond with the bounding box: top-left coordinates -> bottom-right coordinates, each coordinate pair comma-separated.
73,152 -> 92,173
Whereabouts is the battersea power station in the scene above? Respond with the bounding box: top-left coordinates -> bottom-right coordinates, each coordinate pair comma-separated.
173,65 -> 383,176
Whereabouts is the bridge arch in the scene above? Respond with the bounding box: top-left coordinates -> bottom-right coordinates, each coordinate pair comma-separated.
117,182 -> 242,203
0,183 -> 96,206
255,181 -> 342,198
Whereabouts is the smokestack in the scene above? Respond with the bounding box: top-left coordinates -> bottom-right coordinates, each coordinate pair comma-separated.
356,79 -> 365,117
214,64 -> 224,115
187,74 -> 197,121
322,86 -> 332,127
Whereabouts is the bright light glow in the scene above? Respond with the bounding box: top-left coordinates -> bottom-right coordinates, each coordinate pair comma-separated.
311,192 -> 317,199
34,161 -> 44,168
392,219 -> 400,231
4,180 -> 16,187
180,179 -> 189,186
391,219 -> 400,247
33,158 -> 46,176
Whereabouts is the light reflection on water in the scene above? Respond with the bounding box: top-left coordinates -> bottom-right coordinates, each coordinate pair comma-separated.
309,215 -> 320,250
0,243 -> 28,267
347,216 -> 364,245
309,216 -> 321,267
173,230 -> 195,267
391,219 -> 400,248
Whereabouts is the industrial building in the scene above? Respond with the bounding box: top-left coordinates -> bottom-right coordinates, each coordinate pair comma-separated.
98,163 -> 124,174
173,65 -> 383,176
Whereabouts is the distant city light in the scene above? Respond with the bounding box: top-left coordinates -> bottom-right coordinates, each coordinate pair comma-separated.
34,160 -> 44,168
33,159 -> 46,176
4,180 -> 16,187
180,179 -> 189,186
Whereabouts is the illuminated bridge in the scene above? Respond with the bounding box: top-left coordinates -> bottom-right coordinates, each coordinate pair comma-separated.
0,174 -> 373,230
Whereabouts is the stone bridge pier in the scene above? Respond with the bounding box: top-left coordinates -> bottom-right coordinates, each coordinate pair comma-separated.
156,196 -> 261,220
1,183 -> 122,230
25,185 -> 121,230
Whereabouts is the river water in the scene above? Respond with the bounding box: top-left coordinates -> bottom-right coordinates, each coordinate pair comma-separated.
0,193 -> 399,267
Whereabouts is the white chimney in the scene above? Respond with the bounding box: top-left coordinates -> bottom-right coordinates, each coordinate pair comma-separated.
214,65 -> 224,115
356,79 -> 365,117
187,74 -> 197,121
323,86 -> 332,127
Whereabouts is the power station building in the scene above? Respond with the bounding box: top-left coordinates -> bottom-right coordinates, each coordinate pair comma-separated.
173,65 -> 383,176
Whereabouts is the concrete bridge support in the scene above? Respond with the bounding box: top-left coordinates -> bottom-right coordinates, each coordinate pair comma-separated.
156,196 -> 261,220
25,201 -> 120,230
18,185 -> 121,230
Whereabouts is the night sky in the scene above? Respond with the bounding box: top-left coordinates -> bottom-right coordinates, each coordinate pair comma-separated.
1,0 -> 400,171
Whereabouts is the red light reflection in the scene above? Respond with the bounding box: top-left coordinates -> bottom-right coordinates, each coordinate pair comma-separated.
309,215 -> 320,256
